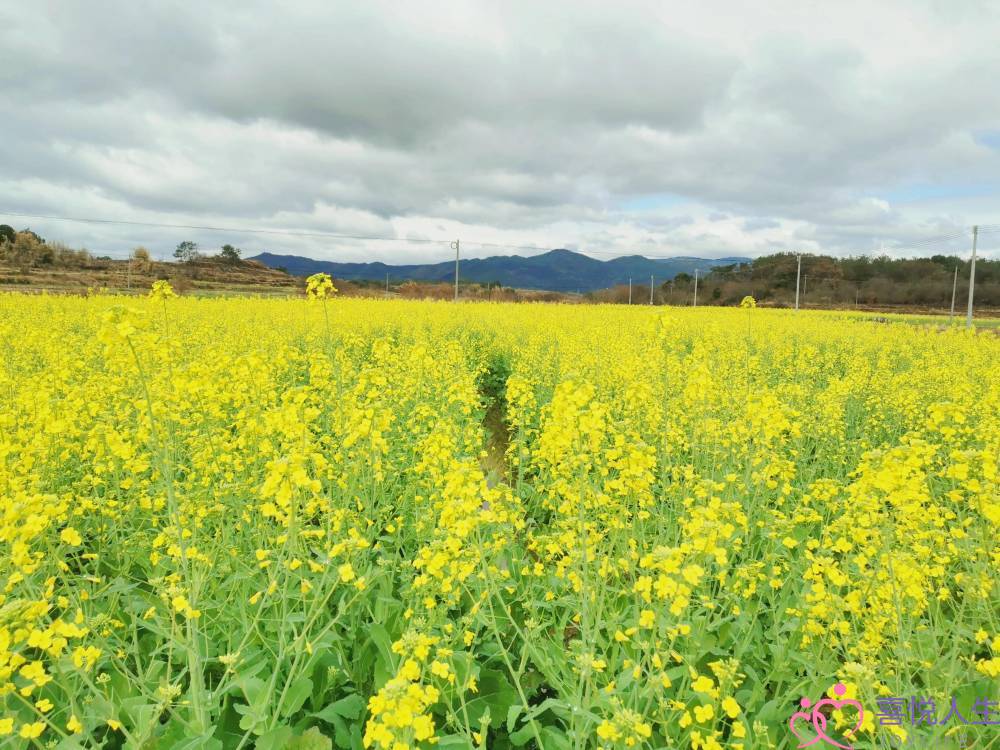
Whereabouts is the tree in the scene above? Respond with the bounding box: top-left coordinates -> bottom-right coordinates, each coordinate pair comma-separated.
220,244 -> 241,263
8,230 -> 44,268
0,224 -> 15,245
174,241 -> 199,262
131,247 -> 152,273
24,229 -> 44,243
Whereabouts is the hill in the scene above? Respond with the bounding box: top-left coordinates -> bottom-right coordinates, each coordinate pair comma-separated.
0,255 -> 300,296
0,228 -> 300,295
683,252 -> 1000,309
248,248 -> 750,293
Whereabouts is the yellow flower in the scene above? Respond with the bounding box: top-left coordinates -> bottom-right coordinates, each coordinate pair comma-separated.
692,675 -> 716,696
597,720 -> 620,740
171,595 -> 201,619
694,704 -> 715,723
20,661 -> 51,687
722,696 -> 740,718
60,527 -> 83,547
338,563 -> 355,582
20,722 -> 45,739
412,714 -> 435,741
306,272 -> 337,299
149,279 -> 177,300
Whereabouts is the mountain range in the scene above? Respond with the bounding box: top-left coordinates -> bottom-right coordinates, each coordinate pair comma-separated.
248,249 -> 750,293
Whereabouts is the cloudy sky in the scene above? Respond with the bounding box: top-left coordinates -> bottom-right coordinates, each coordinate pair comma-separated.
2,0 -> 999,263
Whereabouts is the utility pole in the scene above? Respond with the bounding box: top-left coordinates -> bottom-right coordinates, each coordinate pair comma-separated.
803,275 -> 808,297
949,266 -> 958,321
966,225 -> 978,328
649,275 -> 654,305
794,254 -> 801,311
385,272 -> 389,296
452,239 -> 460,302
693,268 -> 699,307
628,277 -> 632,305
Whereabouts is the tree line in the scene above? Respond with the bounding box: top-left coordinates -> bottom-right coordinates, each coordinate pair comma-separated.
664,252 -> 999,308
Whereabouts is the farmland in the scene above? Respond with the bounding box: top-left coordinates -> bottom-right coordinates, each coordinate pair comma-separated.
1,291 -> 998,749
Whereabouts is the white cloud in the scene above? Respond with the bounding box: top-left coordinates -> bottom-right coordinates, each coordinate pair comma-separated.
1,0 -> 998,262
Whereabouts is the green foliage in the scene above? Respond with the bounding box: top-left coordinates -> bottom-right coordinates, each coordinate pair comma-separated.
701,251 -> 1000,307
175,240 -> 199,262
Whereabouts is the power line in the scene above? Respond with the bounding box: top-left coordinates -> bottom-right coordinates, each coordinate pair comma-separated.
885,231 -> 973,251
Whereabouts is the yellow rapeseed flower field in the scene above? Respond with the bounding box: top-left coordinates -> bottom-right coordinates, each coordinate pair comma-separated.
0,288 -> 998,749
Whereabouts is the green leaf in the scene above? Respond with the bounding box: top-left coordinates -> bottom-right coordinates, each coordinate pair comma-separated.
755,697 -> 785,723
509,723 -> 535,747
367,624 -> 395,687
257,726 -> 295,750
166,732 -> 224,750
506,703 -> 523,734
237,709 -> 266,734
540,726 -> 572,750
288,726 -> 334,750
477,667 -> 518,718
237,675 -> 268,706
281,676 -> 314,718
120,696 -> 159,730
328,714 -> 350,749
315,693 -> 366,723
525,698 -> 570,723
436,736 -> 475,750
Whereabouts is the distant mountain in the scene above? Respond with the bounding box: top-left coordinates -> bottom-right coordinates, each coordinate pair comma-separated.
248,249 -> 750,293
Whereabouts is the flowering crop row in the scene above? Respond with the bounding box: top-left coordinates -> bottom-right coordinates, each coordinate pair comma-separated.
0,292 -> 997,749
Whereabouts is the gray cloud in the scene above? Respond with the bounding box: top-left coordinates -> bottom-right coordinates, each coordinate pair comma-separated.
1,0 -> 999,262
